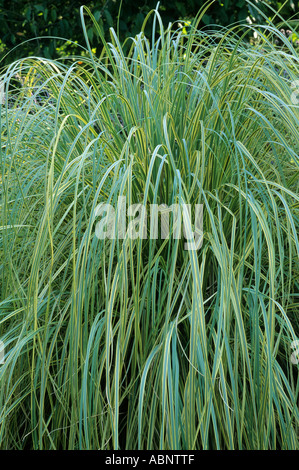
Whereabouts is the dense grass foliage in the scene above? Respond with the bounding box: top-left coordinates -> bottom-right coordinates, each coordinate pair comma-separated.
0,6 -> 298,449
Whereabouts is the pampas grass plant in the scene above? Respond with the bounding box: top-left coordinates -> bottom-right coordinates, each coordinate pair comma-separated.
0,3 -> 298,449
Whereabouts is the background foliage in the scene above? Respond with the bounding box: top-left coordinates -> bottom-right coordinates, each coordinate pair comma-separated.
0,0 -> 299,64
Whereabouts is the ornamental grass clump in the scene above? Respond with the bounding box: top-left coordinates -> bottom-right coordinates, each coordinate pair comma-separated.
0,4 -> 298,450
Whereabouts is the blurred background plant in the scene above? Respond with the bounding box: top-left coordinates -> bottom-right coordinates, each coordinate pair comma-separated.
0,0 -> 298,65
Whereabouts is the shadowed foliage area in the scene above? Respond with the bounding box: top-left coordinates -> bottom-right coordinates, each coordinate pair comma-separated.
1,0 -> 299,63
